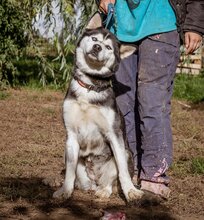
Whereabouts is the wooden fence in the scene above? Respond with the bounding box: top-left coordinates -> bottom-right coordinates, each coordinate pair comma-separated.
176,46 -> 204,75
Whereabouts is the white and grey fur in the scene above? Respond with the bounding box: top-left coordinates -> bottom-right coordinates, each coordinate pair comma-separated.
53,13 -> 144,201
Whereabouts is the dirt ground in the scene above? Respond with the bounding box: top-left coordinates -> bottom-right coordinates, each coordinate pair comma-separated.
0,88 -> 203,220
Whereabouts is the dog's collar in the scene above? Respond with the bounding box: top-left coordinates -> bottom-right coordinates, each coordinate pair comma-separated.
73,75 -> 112,93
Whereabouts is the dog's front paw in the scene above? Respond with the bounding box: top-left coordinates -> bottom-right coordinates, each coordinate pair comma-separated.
125,188 -> 144,202
95,187 -> 112,199
53,186 -> 73,199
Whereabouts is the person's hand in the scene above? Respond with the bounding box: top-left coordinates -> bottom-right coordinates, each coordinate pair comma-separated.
99,0 -> 115,14
184,32 -> 203,54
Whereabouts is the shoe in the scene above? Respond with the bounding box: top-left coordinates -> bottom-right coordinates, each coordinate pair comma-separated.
140,180 -> 171,200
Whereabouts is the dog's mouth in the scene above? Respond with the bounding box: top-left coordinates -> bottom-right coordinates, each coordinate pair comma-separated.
87,51 -> 99,60
86,52 -> 106,66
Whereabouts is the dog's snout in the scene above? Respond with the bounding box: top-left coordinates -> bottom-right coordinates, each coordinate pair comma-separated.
93,44 -> 102,52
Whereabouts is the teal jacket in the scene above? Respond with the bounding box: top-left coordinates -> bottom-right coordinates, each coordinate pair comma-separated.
108,0 -> 177,42
97,0 -> 204,41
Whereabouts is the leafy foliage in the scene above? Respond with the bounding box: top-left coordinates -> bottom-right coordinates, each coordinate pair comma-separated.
49,0 -> 97,87
0,0 -> 30,87
0,0 -> 97,88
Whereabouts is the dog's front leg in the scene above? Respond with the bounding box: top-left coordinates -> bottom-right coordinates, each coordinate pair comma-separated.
107,131 -> 144,202
53,130 -> 79,199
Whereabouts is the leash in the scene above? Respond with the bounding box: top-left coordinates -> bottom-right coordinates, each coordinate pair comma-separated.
95,1 -> 115,29
103,3 -> 115,29
96,1 -> 140,29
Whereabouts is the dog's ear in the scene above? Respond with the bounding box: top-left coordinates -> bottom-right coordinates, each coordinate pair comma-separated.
86,12 -> 103,29
120,44 -> 137,59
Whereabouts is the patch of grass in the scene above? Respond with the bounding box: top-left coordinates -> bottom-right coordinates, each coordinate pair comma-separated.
191,157 -> 204,174
0,91 -> 10,100
22,79 -> 60,91
173,74 -> 204,103
0,151 -> 45,177
170,160 -> 191,177
13,56 -> 73,89
172,157 -> 204,176
41,107 -> 56,115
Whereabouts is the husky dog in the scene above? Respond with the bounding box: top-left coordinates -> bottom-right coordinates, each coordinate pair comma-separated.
53,13 -> 144,202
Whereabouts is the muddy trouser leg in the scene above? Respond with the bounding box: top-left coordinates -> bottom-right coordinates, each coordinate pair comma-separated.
137,31 -> 180,184
113,52 -> 138,171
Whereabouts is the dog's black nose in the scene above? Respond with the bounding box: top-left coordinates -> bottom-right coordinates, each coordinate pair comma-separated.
93,44 -> 102,52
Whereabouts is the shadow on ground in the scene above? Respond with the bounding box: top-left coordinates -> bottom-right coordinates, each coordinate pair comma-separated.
0,177 -> 177,220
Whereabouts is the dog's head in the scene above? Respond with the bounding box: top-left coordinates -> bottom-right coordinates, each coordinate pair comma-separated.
76,13 -> 136,78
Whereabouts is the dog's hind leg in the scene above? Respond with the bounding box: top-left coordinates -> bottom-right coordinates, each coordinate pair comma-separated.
53,130 -> 80,199
95,158 -> 117,199
75,159 -> 97,190
107,132 -> 144,202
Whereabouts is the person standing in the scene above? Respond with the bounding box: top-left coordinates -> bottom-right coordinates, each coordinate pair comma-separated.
98,0 -> 204,199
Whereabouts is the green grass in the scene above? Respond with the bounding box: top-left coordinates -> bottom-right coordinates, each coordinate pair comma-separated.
173,73 -> 204,103
191,157 -> 204,174
22,79 -> 63,91
0,91 -> 10,100
171,157 -> 204,176
170,161 -> 190,177
12,56 -> 73,89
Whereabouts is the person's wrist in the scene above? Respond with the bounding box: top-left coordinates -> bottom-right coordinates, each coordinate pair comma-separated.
99,0 -> 115,14
99,1 -> 107,14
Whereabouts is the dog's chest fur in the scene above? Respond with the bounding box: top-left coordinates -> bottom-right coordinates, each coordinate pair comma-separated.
63,92 -> 115,157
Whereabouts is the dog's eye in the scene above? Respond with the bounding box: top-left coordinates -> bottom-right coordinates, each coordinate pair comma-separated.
106,45 -> 112,50
92,37 -> 97,41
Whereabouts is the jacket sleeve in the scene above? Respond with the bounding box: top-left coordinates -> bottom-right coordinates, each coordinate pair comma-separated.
183,0 -> 204,35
